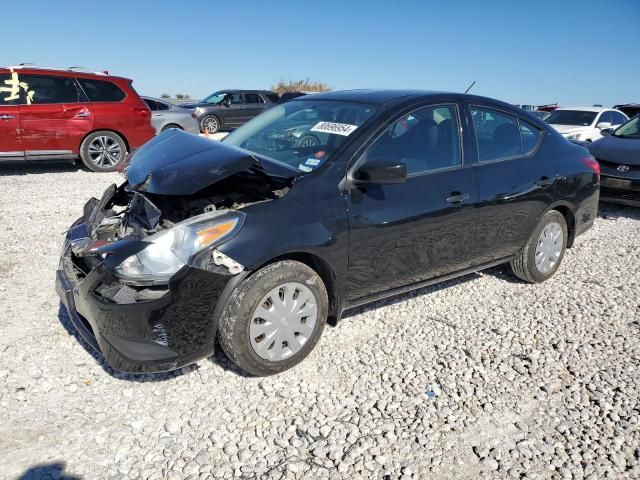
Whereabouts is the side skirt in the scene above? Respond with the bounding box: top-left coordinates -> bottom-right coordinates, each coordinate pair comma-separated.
345,255 -> 516,310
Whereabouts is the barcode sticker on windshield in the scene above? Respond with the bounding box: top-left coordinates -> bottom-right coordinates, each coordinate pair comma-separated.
310,122 -> 358,136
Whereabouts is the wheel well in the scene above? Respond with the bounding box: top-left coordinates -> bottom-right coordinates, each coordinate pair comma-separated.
260,252 -> 341,326
552,205 -> 576,247
162,123 -> 182,131
80,129 -> 130,154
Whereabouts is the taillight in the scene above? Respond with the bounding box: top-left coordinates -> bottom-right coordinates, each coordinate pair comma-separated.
132,106 -> 150,118
581,156 -> 600,179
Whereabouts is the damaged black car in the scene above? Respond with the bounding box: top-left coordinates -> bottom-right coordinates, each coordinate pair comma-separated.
57,90 -> 600,376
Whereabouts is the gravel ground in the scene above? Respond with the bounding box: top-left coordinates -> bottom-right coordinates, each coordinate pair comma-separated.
0,163 -> 638,480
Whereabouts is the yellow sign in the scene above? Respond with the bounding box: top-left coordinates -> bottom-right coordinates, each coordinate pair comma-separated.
0,69 -> 35,104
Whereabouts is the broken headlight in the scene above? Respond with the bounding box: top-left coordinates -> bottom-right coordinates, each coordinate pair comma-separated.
114,211 -> 244,284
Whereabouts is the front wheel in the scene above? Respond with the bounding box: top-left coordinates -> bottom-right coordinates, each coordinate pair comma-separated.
80,131 -> 127,172
200,115 -> 220,134
510,210 -> 568,283
218,260 -> 328,376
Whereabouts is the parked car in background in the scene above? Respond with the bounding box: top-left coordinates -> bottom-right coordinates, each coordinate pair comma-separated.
142,97 -> 199,135
613,103 -> 640,119
56,90 -> 599,376
531,111 -> 549,120
545,106 -> 628,142
0,65 -> 154,172
588,116 -> 640,206
181,90 -> 279,134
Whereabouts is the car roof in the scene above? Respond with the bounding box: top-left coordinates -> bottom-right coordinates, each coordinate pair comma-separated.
0,65 -> 129,81
554,106 -> 610,112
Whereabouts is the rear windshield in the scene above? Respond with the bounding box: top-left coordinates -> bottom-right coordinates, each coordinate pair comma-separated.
544,110 -> 597,126
78,78 -> 126,102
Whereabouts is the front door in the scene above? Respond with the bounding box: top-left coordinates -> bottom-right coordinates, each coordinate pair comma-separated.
347,103 -> 478,300
469,104 -> 557,263
222,92 -> 247,128
19,74 -> 92,159
0,72 -> 23,159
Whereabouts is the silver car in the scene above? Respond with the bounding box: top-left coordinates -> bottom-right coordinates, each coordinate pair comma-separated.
142,97 -> 200,135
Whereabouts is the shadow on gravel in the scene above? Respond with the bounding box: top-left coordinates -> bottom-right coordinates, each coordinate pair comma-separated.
57,303 -> 198,382
18,462 -> 81,480
598,202 -> 640,220
0,160 -> 85,176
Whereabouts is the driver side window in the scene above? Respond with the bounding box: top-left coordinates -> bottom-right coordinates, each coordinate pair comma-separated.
364,105 -> 462,175
229,93 -> 243,105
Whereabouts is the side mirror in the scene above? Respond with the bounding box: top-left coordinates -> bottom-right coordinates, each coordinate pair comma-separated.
600,127 -> 614,136
354,159 -> 407,185
596,121 -> 611,130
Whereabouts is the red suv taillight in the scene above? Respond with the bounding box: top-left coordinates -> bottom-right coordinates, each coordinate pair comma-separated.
132,106 -> 150,119
581,156 -> 600,180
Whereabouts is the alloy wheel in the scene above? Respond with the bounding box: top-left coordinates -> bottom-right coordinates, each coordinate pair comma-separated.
88,136 -> 122,167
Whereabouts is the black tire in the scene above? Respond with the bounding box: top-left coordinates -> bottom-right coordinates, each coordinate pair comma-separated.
510,210 -> 568,283
200,115 -> 220,134
218,260 -> 328,376
79,131 -> 127,172
161,124 -> 182,132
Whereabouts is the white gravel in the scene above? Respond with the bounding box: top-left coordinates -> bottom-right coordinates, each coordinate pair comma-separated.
0,163 -> 638,479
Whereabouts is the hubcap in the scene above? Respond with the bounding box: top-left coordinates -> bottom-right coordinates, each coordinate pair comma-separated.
88,136 -> 122,167
203,117 -> 218,133
249,282 -> 318,361
535,222 -> 563,274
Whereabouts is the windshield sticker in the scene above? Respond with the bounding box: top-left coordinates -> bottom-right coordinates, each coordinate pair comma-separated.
310,121 -> 358,136
305,158 -> 321,166
298,164 -> 313,172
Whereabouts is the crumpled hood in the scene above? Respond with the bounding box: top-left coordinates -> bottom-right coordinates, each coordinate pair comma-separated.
126,129 -> 258,195
550,124 -> 588,135
588,135 -> 640,165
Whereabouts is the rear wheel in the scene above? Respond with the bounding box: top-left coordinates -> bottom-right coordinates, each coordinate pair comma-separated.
79,131 -> 126,172
161,123 -> 182,132
218,260 -> 328,376
510,210 -> 568,283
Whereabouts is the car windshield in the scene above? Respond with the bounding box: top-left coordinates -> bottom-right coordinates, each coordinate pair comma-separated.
612,116 -> 640,139
202,92 -> 226,104
544,110 -> 598,126
222,100 -> 378,173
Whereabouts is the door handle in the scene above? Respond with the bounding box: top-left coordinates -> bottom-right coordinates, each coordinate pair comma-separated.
75,112 -> 91,119
445,192 -> 470,204
536,177 -> 554,187
0,114 -> 15,120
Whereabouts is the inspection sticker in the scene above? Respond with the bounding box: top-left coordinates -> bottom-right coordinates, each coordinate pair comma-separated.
310,121 -> 358,136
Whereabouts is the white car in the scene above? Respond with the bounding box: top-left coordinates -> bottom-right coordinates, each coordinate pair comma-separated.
545,107 -> 629,142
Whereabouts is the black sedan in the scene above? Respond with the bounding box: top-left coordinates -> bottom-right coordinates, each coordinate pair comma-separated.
56,90 -> 599,376
588,116 -> 640,206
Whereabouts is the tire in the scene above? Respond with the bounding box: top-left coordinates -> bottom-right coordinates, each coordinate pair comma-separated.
510,210 -> 568,283
161,124 -> 182,132
79,131 -> 127,172
200,115 -> 220,134
218,260 -> 328,376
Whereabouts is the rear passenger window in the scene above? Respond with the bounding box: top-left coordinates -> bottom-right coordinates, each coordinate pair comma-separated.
365,105 -> 461,175
143,98 -> 158,111
519,119 -> 542,155
78,79 -> 125,102
21,75 -> 81,104
471,107 -> 523,162
244,93 -> 262,103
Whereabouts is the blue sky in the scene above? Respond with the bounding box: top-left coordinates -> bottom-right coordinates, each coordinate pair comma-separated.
2,0 -> 638,106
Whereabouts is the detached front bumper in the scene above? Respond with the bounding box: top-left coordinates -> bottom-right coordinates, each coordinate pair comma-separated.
55,202 -> 241,374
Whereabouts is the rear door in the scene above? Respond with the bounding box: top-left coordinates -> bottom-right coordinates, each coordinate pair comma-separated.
469,104 -> 554,263
143,98 -> 162,133
0,71 -> 23,159
347,103 -> 479,300
242,93 -> 268,121
19,73 -> 92,159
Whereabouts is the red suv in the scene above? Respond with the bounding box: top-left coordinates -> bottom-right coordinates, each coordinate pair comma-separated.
0,65 -> 155,172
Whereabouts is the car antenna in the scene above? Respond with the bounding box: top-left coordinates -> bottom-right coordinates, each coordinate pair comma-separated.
464,81 -> 476,94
